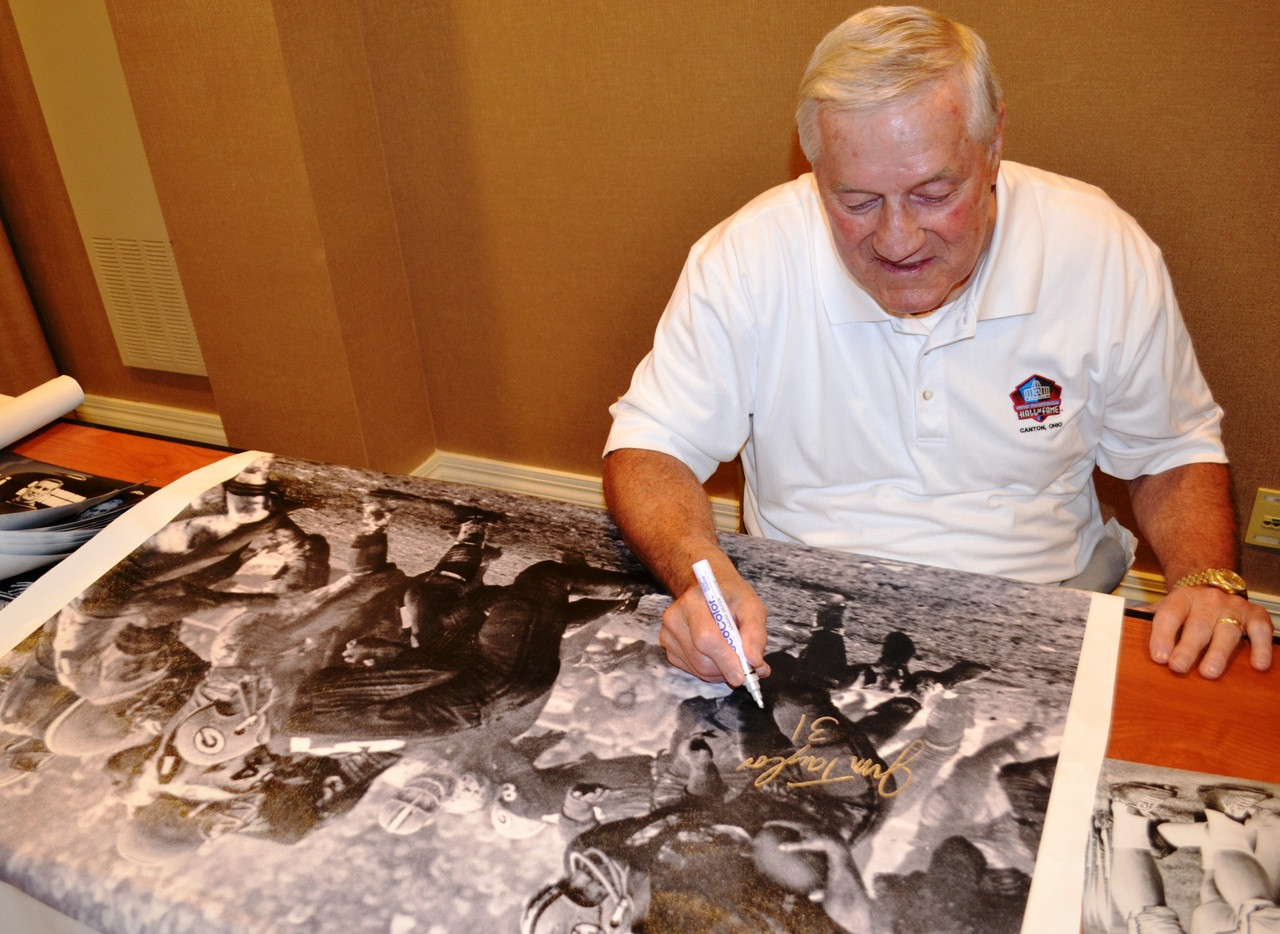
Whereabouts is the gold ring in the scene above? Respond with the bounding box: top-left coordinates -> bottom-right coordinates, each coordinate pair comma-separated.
1215,616 -> 1245,632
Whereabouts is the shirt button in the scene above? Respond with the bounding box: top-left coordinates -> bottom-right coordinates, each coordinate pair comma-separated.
922,389 -> 934,401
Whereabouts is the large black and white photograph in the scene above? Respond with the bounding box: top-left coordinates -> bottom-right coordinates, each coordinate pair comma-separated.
0,453 -> 1115,933
1084,760 -> 1280,934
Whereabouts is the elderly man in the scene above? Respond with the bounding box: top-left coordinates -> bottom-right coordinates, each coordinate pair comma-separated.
603,6 -> 1271,686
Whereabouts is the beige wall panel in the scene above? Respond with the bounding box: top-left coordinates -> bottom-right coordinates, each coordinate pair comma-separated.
272,1 -> 436,474
105,1 -> 370,467
0,1 -> 215,412
0,226 -> 57,396
363,3 -> 837,478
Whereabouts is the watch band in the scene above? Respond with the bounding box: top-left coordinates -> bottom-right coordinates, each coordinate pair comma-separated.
1171,568 -> 1248,597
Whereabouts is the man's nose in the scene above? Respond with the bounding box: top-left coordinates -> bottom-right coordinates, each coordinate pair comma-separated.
873,205 -> 925,262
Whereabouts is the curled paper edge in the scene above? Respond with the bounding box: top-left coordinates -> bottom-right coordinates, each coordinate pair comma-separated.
0,376 -> 85,450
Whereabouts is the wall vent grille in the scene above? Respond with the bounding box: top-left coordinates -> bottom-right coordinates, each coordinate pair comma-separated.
90,236 -> 206,376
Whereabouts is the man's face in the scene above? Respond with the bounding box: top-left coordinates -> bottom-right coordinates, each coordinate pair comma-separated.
16,478 -> 61,503
812,73 -> 1003,318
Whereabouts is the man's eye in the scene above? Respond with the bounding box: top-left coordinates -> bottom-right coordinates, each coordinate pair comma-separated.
915,190 -> 954,205
843,199 -> 877,214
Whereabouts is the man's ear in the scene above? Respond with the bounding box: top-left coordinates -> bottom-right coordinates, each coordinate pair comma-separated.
988,104 -> 1007,168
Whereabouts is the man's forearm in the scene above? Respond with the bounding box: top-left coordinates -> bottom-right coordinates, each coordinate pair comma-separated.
1126,461 -> 1237,583
602,447 -> 726,595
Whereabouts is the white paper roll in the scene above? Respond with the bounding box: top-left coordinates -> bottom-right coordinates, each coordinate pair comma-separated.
0,375 -> 85,449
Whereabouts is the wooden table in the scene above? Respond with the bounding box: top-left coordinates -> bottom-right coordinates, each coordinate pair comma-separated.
1107,612 -> 1278,782
13,419 -> 233,487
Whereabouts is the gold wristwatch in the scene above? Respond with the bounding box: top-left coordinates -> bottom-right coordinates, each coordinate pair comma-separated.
1172,568 -> 1248,598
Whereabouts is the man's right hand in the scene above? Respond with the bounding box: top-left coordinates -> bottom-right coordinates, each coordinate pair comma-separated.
658,567 -> 771,686
602,448 -> 772,685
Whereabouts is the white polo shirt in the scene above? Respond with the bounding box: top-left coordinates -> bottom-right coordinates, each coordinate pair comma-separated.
605,162 -> 1225,584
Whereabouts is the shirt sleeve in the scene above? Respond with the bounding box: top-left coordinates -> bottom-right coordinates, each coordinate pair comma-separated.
1094,248 -> 1226,480
604,234 -> 759,483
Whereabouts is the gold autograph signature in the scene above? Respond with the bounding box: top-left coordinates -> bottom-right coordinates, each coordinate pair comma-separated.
736,714 -> 925,798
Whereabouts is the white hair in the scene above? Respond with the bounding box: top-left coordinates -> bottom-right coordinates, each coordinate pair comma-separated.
796,6 -> 1003,162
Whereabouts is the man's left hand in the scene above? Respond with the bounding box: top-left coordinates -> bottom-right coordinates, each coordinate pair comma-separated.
1149,587 -> 1273,678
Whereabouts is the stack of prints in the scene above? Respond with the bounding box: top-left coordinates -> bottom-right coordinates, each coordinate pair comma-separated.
0,453 -> 149,608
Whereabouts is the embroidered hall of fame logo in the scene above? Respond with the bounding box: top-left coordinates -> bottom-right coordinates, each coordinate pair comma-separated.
1010,374 -> 1063,423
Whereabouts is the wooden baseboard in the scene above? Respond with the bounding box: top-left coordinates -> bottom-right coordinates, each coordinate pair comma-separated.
1114,569 -> 1171,607
76,394 -> 227,446
414,449 -> 742,533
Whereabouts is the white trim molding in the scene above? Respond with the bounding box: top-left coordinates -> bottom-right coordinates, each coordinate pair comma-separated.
1113,569 -> 1171,608
76,394 -> 227,447
414,449 -> 742,532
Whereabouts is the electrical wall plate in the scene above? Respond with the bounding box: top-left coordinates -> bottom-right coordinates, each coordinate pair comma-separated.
1244,487 -> 1280,550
